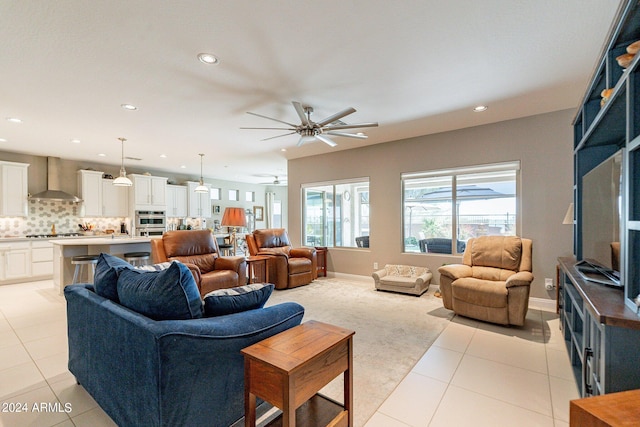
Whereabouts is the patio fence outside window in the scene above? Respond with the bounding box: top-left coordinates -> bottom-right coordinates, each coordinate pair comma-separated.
402,161 -> 520,254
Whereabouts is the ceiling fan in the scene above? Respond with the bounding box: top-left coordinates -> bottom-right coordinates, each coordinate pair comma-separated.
256,174 -> 287,185
241,101 -> 378,147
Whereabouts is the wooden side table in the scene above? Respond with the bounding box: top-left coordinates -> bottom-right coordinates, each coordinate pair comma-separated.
242,320 -> 355,427
315,246 -> 327,277
246,255 -> 270,284
570,389 -> 640,426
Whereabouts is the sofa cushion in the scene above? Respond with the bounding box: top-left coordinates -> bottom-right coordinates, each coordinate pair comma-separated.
288,257 -> 312,274
470,236 -> 522,271
117,261 -> 203,320
94,253 -> 133,302
384,264 -> 429,277
380,276 -> 420,288
203,283 -> 274,317
452,277 -> 508,308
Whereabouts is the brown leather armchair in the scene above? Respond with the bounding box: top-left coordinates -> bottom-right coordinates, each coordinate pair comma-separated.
245,228 -> 317,290
437,236 -> 533,326
151,230 -> 247,296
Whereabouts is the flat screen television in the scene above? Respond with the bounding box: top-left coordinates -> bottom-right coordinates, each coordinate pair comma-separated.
579,149 -> 622,287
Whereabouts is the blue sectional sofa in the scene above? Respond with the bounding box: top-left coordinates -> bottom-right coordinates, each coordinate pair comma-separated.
65,282 -> 304,427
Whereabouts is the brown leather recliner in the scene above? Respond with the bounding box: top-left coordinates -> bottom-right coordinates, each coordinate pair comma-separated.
151,230 -> 247,296
437,236 -> 533,326
245,228 -> 317,290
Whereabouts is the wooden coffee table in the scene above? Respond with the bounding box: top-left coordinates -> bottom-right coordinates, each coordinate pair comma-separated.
242,320 -> 355,427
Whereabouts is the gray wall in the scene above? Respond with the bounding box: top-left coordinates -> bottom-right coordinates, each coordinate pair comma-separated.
287,109 -> 575,299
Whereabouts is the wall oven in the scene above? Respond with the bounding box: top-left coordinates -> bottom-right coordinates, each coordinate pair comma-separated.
135,211 -> 166,236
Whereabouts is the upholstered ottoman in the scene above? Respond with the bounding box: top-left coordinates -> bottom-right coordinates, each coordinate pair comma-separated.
372,264 -> 432,296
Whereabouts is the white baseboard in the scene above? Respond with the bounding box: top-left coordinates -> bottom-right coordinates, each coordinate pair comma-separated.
528,296 -> 556,313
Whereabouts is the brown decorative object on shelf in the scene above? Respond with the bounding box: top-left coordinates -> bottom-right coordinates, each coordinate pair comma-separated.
616,52 -> 634,68
627,39 -> 640,54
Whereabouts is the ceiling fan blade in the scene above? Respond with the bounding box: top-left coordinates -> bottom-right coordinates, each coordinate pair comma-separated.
297,135 -> 315,147
315,134 -> 338,147
292,101 -> 310,126
246,111 -> 297,127
325,131 -> 369,139
261,132 -> 297,141
316,107 -> 357,127
240,127 -> 296,130
323,122 -> 378,131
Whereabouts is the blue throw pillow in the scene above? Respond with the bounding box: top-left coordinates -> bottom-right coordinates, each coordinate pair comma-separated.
117,261 -> 203,320
203,283 -> 274,317
94,253 -> 133,302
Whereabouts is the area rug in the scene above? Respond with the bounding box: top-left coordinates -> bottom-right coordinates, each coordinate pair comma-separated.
266,277 -> 454,426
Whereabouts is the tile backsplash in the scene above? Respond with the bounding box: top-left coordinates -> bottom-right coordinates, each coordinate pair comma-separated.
0,200 -> 127,237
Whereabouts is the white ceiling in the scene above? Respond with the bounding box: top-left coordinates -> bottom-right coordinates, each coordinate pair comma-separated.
0,0 -> 621,184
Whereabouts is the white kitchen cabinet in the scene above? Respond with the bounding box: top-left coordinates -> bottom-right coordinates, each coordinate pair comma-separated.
166,184 -> 187,218
31,240 -> 53,277
0,161 -> 29,217
130,174 -> 167,211
102,179 -> 128,217
77,170 -> 104,217
187,181 -> 211,218
0,242 -> 31,282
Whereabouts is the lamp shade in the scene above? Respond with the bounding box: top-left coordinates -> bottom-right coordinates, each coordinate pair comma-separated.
221,207 -> 247,227
562,203 -> 574,225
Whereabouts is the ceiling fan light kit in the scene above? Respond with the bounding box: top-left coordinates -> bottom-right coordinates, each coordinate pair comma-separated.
241,101 -> 378,147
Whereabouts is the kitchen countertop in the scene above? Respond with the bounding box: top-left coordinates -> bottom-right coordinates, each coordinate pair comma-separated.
50,236 -> 152,245
0,234 -> 133,242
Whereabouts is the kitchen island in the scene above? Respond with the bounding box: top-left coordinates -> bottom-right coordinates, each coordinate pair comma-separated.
51,236 -> 152,294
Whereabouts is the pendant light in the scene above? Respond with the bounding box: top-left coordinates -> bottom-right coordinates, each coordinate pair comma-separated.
113,137 -> 133,187
194,153 -> 209,193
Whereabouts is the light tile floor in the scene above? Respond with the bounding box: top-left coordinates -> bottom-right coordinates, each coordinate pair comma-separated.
0,280 -> 578,427
365,307 -> 580,427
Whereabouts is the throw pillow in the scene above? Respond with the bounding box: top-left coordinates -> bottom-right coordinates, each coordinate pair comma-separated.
117,261 -> 203,320
135,261 -> 173,272
203,283 -> 274,317
93,253 -> 133,302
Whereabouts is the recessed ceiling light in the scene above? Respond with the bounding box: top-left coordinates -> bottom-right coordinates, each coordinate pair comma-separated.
198,53 -> 219,65
159,154 -> 167,158
121,104 -> 138,111
0,138 -> 7,142
473,105 -> 488,112
6,117 -> 22,123
280,148 -> 287,152
180,165 -> 186,169
98,153 -> 106,157
70,139 -> 81,144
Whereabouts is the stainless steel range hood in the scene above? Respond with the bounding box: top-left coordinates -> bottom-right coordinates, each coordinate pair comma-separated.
29,157 -> 82,202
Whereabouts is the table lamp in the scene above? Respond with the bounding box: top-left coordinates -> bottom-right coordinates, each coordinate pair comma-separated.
221,207 -> 247,255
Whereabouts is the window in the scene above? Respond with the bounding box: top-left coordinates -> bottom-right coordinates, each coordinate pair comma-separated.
228,189 -> 239,201
245,191 -> 255,202
402,162 -> 519,254
210,188 -> 221,200
302,179 -> 369,248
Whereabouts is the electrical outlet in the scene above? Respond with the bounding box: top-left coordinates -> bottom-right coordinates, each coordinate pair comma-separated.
373,262 -> 378,269
545,278 -> 554,290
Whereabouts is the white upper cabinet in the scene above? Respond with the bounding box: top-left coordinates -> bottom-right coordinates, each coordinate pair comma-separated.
187,181 -> 211,218
0,161 -> 29,217
166,184 -> 187,218
77,170 -> 103,217
102,179 -> 128,217
130,174 -> 168,211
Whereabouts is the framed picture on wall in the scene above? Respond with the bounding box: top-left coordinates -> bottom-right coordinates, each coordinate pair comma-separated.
254,206 -> 264,221
212,205 -> 221,214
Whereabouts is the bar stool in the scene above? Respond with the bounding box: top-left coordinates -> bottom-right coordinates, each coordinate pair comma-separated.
71,255 -> 99,284
124,251 -> 150,266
